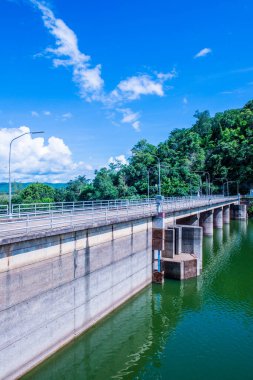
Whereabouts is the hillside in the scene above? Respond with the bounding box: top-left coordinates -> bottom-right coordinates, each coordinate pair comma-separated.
0,182 -> 66,194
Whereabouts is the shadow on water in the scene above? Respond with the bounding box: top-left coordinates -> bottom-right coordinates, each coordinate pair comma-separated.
24,220 -> 253,380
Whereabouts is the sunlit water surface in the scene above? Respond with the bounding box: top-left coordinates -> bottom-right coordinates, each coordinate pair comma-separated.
24,220 -> 253,380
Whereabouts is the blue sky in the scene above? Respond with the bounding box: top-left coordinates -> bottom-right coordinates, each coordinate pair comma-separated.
0,0 -> 252,181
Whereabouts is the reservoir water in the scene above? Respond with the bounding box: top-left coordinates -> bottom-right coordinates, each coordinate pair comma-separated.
24,220 -> 253,380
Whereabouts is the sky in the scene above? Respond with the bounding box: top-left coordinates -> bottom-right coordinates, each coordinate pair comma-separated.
0,0 -> 253,182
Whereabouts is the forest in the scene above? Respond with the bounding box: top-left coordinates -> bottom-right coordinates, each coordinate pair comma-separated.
1,100 -> 253,204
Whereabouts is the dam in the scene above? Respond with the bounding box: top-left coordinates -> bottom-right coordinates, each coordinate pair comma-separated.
0,196 -> 246,379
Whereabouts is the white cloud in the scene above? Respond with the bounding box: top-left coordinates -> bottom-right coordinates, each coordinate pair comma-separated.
31,111 -> 39,117
43,110 -> 51,116
118,108 -> 141,131
30,0 -> 104,101
62,112 -> 73,120
132,121 -> 140,132
194,48 -> 212,58
117,75 -> 164,100
221,88 -> 242,95
156,70 -> 176,81
111,71 -> 176,102
0,126 -> 92,182
29,1 -> 176,130
183,97 -> 188,104
108,154 -> 128,166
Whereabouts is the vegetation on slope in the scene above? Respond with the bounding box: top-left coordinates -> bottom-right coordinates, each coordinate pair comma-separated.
1,100 -> 253,204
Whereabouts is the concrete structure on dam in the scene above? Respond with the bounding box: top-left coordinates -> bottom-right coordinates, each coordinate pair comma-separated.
0,196 -> 246,379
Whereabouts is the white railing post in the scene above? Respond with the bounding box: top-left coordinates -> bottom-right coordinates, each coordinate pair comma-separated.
26,214 -> 30,233
70,210 -> 73,227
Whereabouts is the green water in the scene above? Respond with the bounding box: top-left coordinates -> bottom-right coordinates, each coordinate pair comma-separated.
24,220 -> 253,380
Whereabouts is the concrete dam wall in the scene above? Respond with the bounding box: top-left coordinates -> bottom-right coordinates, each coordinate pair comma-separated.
0,218 -> 153,379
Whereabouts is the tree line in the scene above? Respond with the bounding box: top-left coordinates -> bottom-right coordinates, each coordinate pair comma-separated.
1,100 -> 253,204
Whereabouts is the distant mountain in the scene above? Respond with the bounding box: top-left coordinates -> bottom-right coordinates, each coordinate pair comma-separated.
0,182 -> 67,194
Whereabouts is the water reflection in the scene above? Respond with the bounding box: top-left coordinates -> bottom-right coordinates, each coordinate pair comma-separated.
223,224 -> 230,242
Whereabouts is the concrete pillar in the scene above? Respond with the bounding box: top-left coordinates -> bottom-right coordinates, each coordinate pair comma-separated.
200,210 -> 213,236
176,213 -> 199,226
163,225 -> 183,259
152,213 -> 165,250
174,225 -> 182,255
163,255 -> 197,280
163,228 -> 175,258
213,207 -> 223,229
152,213 -> 165,283
181,225 -> 203,275
163,225 -> 203,279
230,204 -> 247,220
223,206 -> 230,224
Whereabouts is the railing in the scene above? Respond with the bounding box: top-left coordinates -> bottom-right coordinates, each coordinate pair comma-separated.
0,196 -> 238,239
0,205 -> 8,215
0,195 -> 225,217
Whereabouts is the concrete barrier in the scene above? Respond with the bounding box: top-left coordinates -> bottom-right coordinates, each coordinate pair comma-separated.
0,218 -> 152,380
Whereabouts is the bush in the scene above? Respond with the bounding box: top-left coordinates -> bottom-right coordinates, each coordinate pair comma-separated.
248,202 -> 253,216
19,183 -> 55,203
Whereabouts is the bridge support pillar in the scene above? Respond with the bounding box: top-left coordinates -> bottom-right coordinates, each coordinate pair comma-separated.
152,213 -> 165,283
213,207 -> 223,229
176,213 -> 199,226
163,228 -> 175,258
163,226 -> 182,259
181,225 -> 203,275
230,204 -> 247,220
200,210 -> 213,236
163,225 -> 202,279
223,205 -> 230,224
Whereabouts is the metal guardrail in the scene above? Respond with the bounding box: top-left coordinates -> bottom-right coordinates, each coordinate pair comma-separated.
0,205 -> 8,215
0,195 -> 226,217
0,196 -> 238,239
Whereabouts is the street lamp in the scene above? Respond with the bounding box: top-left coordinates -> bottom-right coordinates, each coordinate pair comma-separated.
8,131 -> 44,215
212,177 -> 229,196
192,171 -> 211,196
154,156 -> 161,196
224,180 -> 239,196
147,163 -> 170,199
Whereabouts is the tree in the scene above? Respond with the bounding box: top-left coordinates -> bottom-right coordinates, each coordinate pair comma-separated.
19,183 -> 55,203
93,168 -> 118,199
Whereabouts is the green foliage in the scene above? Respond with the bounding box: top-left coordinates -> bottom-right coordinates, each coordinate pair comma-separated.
248,202 -> 253,216
19,183 -> 55,203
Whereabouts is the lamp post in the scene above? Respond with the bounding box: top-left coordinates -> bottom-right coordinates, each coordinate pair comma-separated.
155,156 -> 161,196
8,131 -> 44,216
147,166 -> 156,200
192,171 -> 211,196
212,177 -> 228,196
147,163 -> 171,199
224,180 -> 239,196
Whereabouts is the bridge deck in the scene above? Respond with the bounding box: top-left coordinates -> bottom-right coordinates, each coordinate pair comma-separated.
0,197 -> 237,244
